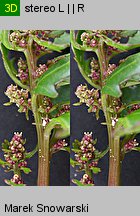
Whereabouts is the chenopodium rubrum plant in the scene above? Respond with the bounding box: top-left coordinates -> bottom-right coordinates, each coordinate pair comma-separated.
71,132 -> 108,186
0,30 -> 70,186
71,30 -> 140,186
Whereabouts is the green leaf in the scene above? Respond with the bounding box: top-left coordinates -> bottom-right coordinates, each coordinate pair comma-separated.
32,32 -> 70,52
72,149 -> 81,153
48,30 -> 65,38
72,179 -> 94,186
132,147 -> 140,151
2,140 -> 9,150
5,179 -> 25,186
61,146 -> 70,153
101,33 -> 140,51
54,32 -> 70,49
115,109 -> 140,137
70,158 -> 80,167
73,102 -> 82,106
96,147 -> 109,159
2,149 -> 11,153
20,167 -> 32,174
25,146 -> 38,159
0,159 -> 8,166
128,31 -> 140,45
0,30 -> 24,51
81,157 -> 88,161
0,30 -> 14,50
102,52 -> 140,98
34,54 -> 70,98
120,30 -> 138,37
101,35 -> 129,51
45,112 -> 70,142
1,44 -> 28,89
71,31 -> 100,89
121,85 -> 140,106
90,167 -> 101,174
3,102 -> 12,106
51,85 -> 70,105
70,30 -> 97,51
72,139 -> 81,149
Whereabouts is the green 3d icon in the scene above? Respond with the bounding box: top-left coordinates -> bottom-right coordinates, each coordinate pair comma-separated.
0,0 -> 20,16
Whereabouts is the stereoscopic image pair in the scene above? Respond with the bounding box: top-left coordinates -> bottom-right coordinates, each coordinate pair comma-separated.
0,30 -> 140,186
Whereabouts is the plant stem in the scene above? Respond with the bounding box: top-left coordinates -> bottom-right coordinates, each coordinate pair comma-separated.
85,163 -> 92,179
37,131 -> 50,186
108,135 -> 121,185
97,40 -> 121,186
25,42 -> 50,186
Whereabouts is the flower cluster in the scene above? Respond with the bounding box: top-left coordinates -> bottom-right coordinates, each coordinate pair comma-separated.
5,85 -> 31,118
89,58 -> 100,81
33,41 -> 49,56
39,96 -> 70,127
80,32 -> 99,48
53,140 -> 68,151
38,97 -> 53,127
75,84 -> 101,119
2,132 -> 28,185
9,30 -> 53,51
106,30 -> 123,42
71,132 -> 102,186
3,132 -> 27,167
90,30 -> 125,55
9,31 -> 28,48
17,58 -> 29,84
104,63 -> 117,78
80,30 -> 124,49
32,30 -> 51,40
10,174 -> 24,185
124,139 -> 139,152
80,174 -> 94,185
74,132 -> 98,168
56,104 -> 70,117
33,64 -> 48,79
38,97 -> 53,115
128,104 -> 140,114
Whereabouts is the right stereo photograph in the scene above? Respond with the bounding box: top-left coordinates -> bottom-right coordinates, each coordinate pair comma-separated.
70,30 -> 140,186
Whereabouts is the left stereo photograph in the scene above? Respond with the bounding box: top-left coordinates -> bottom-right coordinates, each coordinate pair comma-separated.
0,30 -> 70,186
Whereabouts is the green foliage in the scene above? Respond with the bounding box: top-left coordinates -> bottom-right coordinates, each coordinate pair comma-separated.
20,167 -> 32,174
71,31 -> 100,89
121,85 -> 140,106
5,180 -> 25,186
102,52 -> 140,97
0,30 -> 70,186
128,31 -> 140,44
0,30 -> 25,51
0,159 -> 9,166
115,109 -> 140,137
71,30 -> 140,186
101,31 -> 140,50
46,112 -> 70,142
51,85 -> 70,105
120,30 -> 138,37
34,54 -> 70,98
32,32 -> 70,52
90,167 -> 101,174
72,179 -> 94,186
1,44 -> 28,89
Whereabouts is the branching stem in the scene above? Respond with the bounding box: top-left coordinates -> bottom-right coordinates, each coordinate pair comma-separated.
25,41 -> 50,186
97,39 -> 121,186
